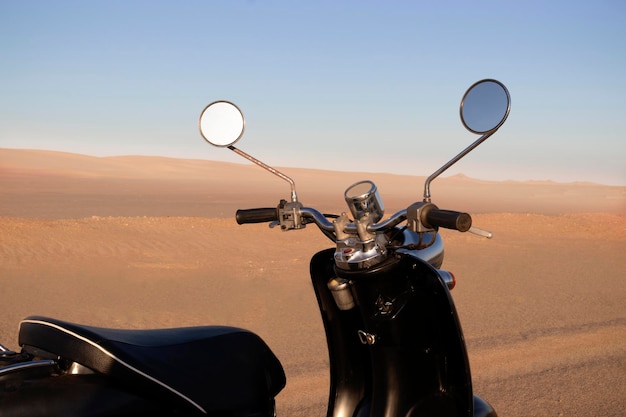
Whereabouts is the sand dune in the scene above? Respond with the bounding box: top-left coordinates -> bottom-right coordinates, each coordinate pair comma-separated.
2,148 -> 624,218
1,149 -> 625,416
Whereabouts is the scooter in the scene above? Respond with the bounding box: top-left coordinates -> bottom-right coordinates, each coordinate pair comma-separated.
0,79 -> 510,417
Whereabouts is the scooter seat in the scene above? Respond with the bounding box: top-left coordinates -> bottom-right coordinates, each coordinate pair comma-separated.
18,316 -> 286,415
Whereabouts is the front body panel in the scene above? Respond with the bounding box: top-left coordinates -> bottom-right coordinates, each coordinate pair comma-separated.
311,248 -> 474,417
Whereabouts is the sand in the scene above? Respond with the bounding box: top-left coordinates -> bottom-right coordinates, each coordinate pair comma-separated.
1,148 -> 625,416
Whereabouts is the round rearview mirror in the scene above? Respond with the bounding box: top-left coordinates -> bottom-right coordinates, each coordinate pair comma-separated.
199,101 -> 245,147
460,79 -> 510,134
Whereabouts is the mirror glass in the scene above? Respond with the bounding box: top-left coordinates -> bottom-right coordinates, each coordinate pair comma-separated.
460,79 -> 510,134
199,101 -> 245,147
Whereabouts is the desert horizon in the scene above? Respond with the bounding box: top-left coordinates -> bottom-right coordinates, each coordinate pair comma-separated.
1,148 -> 625,416
3,147 -> 622,187
2,148 -> 624,219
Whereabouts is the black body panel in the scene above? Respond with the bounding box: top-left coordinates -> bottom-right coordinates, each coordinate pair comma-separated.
310,249 -> 372,417
311,249 -> 476,417
1,373 -> 173,417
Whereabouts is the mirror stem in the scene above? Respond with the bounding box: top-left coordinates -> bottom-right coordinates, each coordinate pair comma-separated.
423,131 -> 494,201
228,146 -> 299,203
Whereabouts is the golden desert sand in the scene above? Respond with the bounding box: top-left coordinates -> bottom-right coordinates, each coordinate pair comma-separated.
1,148 -> 625,416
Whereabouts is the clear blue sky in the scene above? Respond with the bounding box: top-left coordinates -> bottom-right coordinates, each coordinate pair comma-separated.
1,0 -> 625,185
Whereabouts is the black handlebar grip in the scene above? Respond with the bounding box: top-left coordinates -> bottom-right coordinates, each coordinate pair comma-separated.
425,209 -> 472,232
235,208 -> 279,225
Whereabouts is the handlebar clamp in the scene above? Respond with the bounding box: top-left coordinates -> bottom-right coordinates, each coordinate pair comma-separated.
277,199 -> 306,231
407,202 -> 438,233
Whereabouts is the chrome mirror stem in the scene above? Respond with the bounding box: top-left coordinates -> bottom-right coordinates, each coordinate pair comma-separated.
423,131 -> 493,202
228,146 -> 299,203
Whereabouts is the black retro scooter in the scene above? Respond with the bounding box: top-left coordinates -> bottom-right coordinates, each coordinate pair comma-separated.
0,79 -> 510,417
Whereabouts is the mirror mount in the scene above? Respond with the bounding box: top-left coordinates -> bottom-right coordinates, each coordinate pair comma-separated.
423,79 -> 510,202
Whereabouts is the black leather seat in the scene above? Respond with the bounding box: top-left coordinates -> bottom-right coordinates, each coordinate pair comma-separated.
19,316 -> 286,415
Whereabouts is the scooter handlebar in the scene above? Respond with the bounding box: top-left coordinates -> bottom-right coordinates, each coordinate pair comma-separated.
235,208 -> 279,225
235,204 -> 471,234
424,208 -> 472,232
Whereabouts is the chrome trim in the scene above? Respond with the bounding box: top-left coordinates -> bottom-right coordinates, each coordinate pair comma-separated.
423,131 -> 495,201
68,361 -> 95,375
344,180 -> 384,223
228,145 -> 299,203
334,233 -> 389,270
0,359 -> 56,376
300,207 -> 407,234
327,277 -> 355,311
357,330 -> 377,345
397,229 -> 445,269
437,270 -> 456,290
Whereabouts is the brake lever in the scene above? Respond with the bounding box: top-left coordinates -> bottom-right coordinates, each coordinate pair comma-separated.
469,226 -> 493,239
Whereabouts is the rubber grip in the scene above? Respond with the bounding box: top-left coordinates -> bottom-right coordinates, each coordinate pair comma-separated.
235,208 -> 279,225
425,209 -> 472,232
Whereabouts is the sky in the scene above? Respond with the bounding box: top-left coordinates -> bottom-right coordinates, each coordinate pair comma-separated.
1,0 -> 625,186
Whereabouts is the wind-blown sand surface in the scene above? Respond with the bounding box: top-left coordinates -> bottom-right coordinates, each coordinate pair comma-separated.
1,149 -> 625,416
